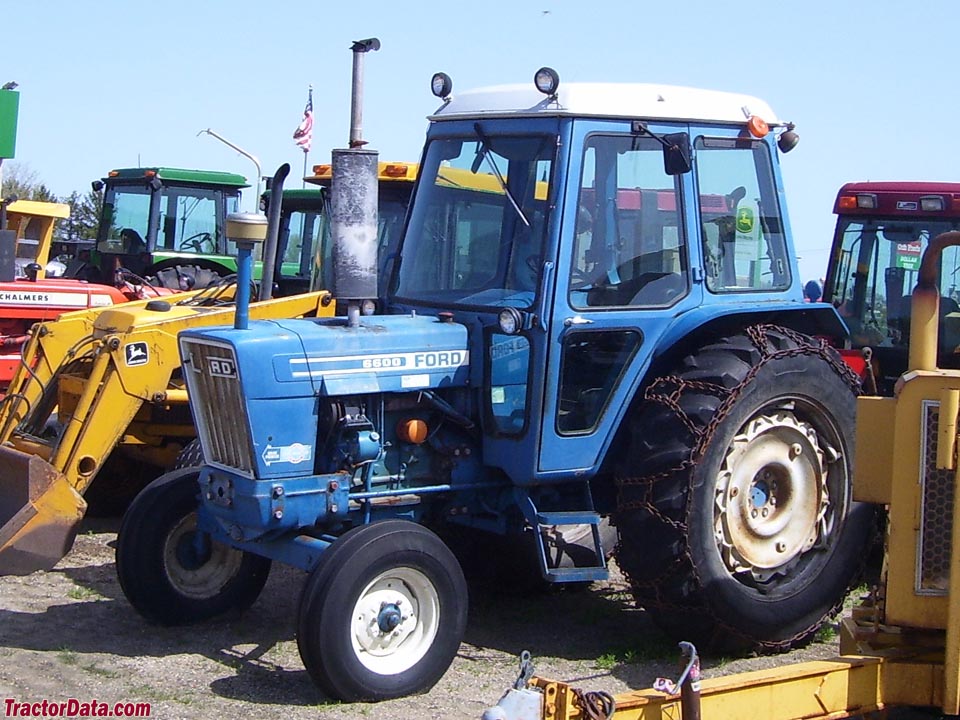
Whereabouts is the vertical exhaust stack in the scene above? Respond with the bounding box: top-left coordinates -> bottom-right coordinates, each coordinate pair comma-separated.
910,231 -> 960,371
331,38 -> 380,327
259,163 -> 291,302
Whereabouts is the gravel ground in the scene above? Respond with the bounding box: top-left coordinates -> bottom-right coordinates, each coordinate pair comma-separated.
0,516 -> 853,720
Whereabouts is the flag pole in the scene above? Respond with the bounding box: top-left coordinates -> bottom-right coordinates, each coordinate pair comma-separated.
293,85 -> 314,189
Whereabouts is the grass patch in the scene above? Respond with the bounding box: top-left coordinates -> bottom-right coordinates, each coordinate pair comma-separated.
67,585 -> 101,601
594,635 -> 676,669
815,622 -> 839,643
595,652 -> 618,671
82,663 -> 120,679
57,649 -> 78,666
127,684 -> 193,705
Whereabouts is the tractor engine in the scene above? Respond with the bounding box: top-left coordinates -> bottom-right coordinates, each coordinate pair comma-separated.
179,312 -> 476,541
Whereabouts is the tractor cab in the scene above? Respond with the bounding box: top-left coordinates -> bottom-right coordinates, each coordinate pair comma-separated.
390,72 -> 819,484
824,182 -> 960,394
75,167 -> 248,290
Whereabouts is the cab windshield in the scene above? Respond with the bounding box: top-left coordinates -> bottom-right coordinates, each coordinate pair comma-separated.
827,217 -> 960,350
395,133 -> 555,309
98,183 -> 240,256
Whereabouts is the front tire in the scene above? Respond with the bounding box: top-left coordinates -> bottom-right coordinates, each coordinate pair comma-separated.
297,520 -> 467,702
116,468 -> 271,625
614,325 -> 874,653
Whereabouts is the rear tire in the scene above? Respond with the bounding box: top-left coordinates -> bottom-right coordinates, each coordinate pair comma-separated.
116,468 -> 271,625
297,520 -> 467,701
614,325 -> 874,653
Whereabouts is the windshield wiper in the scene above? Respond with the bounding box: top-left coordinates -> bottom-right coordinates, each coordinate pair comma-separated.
472,123 -> 530,228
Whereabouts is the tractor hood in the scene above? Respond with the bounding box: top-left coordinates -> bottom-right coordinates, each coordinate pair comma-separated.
180,313 -> 470,400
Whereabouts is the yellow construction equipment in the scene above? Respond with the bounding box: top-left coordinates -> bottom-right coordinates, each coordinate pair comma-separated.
0,287 -> 333,574
0,161 -> 417,576
486,230 -> 960,720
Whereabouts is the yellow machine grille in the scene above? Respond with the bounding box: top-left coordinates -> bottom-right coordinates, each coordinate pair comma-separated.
919,401 -> 954,595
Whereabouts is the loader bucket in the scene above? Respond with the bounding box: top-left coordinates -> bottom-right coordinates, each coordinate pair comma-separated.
0,446 -> 86,575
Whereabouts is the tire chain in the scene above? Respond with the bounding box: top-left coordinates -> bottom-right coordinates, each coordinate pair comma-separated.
614,324 -> 862,651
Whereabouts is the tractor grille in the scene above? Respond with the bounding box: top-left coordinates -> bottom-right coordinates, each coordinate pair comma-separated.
918,401 -> 953,595
181,338 -> 255,476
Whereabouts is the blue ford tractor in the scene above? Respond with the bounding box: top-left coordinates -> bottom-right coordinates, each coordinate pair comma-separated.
116,67 -> 873,702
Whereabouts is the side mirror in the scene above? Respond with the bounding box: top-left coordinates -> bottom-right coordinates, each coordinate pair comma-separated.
91,180 -> 104,193
662,133 -> 692,175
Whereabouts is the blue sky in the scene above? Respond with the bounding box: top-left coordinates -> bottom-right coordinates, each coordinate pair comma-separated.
5,0 -> 958,282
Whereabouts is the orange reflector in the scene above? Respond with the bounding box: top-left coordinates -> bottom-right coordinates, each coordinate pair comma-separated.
311,164 -> 332,177
108,170 -> 120,177
397,418 -> 429,445
383,163 -> 410,178
144,170 -> 157,178
746,115 -> 769,138
838,195 -> 858,210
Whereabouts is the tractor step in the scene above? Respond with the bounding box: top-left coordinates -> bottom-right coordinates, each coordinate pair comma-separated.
543,565 -> 609,582
536,510 -> 602,526
533,508 -> 608,583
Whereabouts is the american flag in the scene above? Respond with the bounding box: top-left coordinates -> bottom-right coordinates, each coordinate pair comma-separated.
293,88 -> 313,152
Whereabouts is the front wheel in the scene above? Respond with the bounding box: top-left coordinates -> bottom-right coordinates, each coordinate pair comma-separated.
614,325 -> 874,653
116,468 -> 271,625
297,521 -> 467,702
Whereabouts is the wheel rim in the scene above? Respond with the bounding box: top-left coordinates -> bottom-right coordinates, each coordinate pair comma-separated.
714,407 -> 836,583
163,513 -> 244,599
350,567 -> 440,675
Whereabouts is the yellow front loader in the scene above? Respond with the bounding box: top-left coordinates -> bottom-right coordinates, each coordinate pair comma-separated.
0,285 -> 333,575
489,231 -> 960,720
0,158 -> 417,577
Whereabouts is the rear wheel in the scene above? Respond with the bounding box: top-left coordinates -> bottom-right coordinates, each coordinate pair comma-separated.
116,468 -> 271,625
614,325 -> 874,653
297,520 -> 467,701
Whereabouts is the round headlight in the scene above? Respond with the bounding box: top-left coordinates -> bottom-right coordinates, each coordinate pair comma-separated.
498,307 -> 522,335
534,67 -> 560,96
361,299 -> 376,316
431,72 -> 453,99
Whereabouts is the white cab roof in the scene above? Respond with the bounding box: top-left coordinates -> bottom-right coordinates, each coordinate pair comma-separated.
430,82 -> 781,125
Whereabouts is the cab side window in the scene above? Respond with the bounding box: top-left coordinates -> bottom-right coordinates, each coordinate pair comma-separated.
696,138 -> 790,292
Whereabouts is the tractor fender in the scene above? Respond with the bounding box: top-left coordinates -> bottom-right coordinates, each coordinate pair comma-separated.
648,300 -> 849,367
591,302 -> 852,481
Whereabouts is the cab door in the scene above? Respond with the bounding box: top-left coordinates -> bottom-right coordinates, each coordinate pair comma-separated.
536,122 -> 701,474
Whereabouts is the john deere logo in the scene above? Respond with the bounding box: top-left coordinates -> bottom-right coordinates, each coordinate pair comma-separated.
124,342 -> 149,367
736,207 -> 755,234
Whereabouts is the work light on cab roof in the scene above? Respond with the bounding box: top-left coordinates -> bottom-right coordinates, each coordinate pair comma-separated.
431,72 -> 453,102
534,67 -> 560,96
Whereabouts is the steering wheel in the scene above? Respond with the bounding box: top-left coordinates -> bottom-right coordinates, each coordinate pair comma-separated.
179,232 -> 213,253
569,266 -> 596,291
